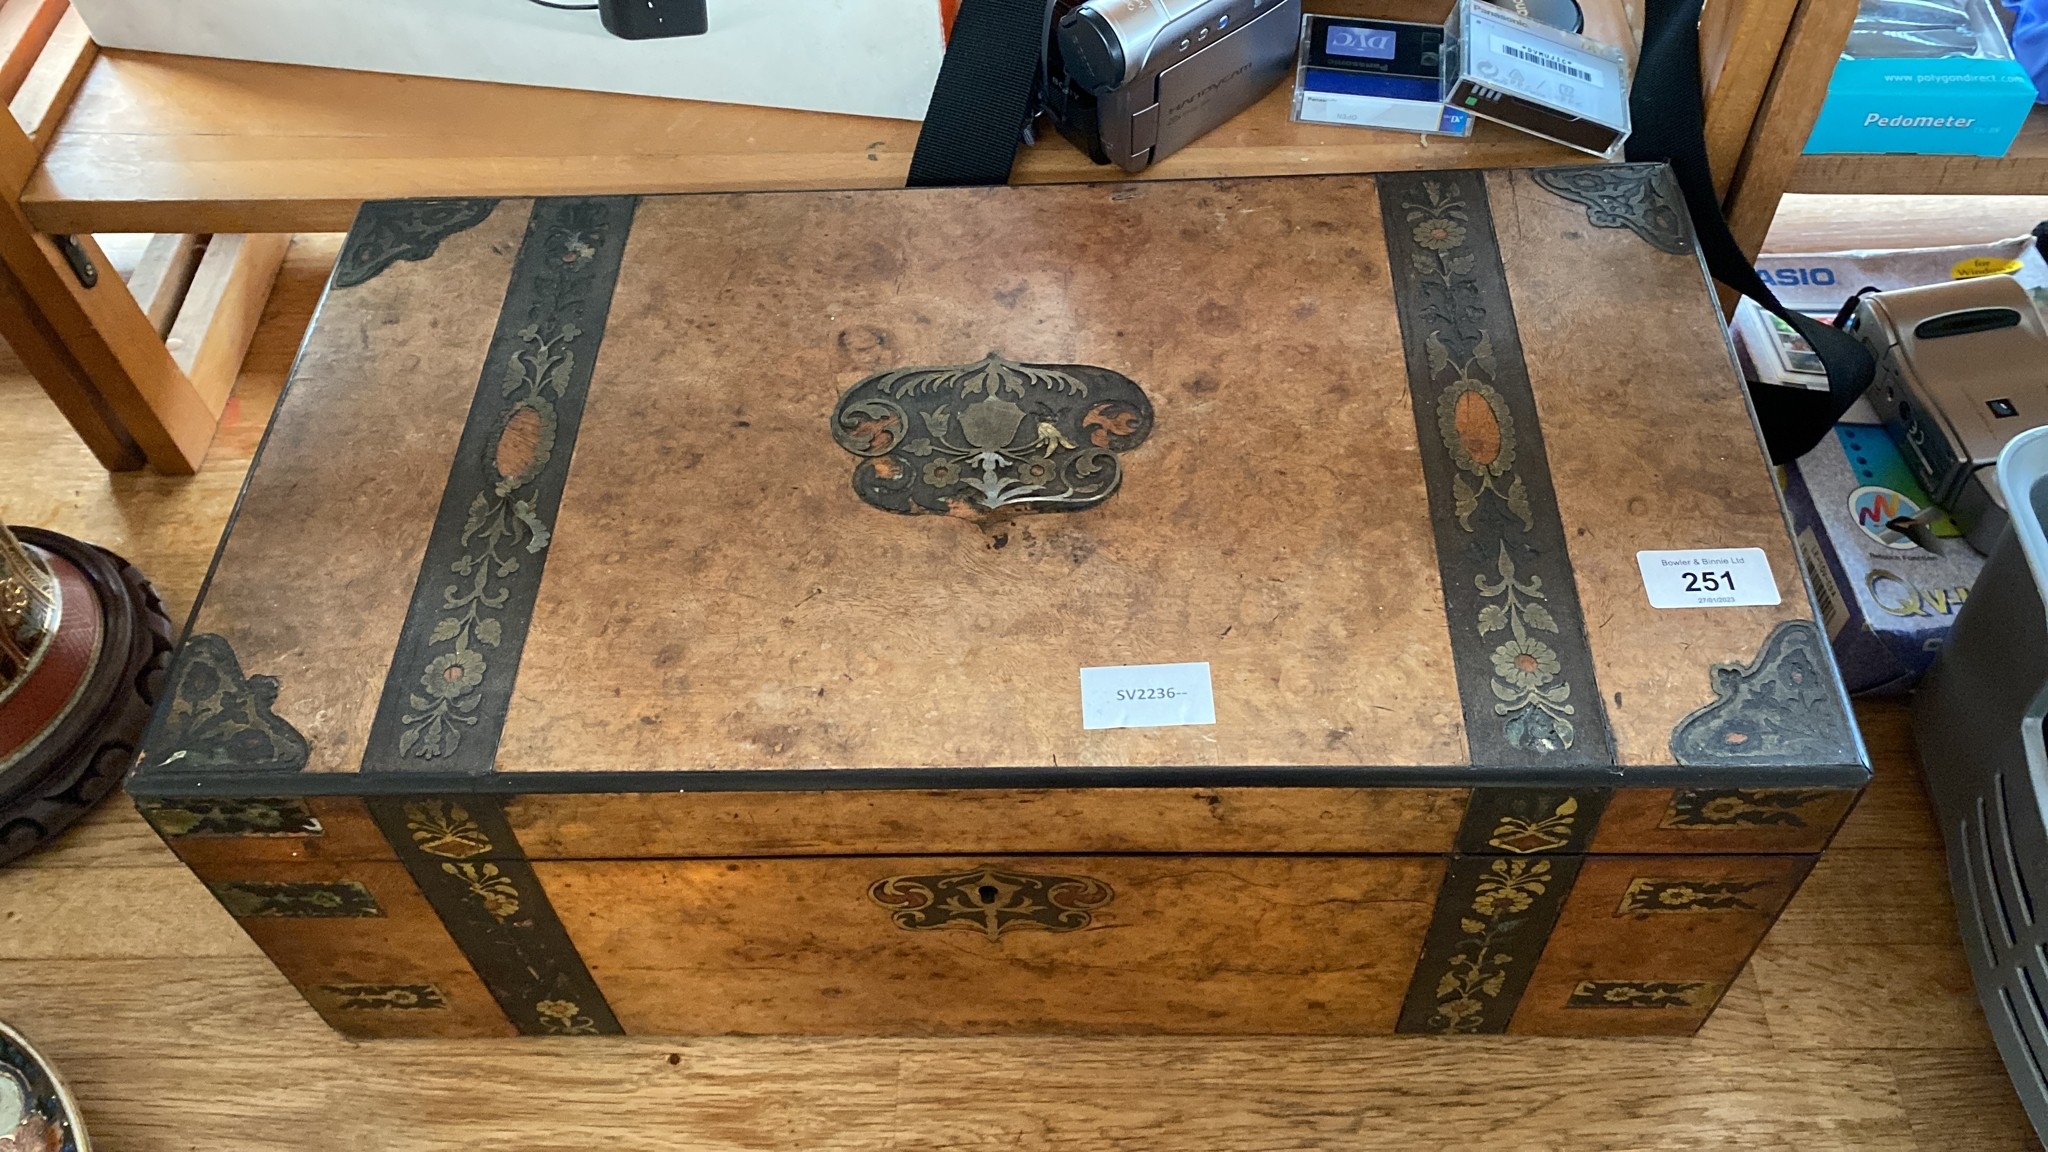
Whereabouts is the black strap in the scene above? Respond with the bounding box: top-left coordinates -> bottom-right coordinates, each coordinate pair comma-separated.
906,0 -> 1054,187
1626,0 -> 1873,463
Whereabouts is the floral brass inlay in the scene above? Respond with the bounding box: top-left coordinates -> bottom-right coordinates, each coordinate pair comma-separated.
142,633 -> 311,775
831,352 -> 1153,521
136,797 -> 322,839
1487,795 -> 1579,854
1566,980 -> 1717,1009
535,999 -> 598,1035
1476,545 -> 1575,754
1669,620 -> 1855,766
869,866 -> 1113,940
1661,788 -> 1837,829
209,880 -> 382,919
442,862 -> 521,922
1393,177 -> 1592,757
334,199 -> 498,288
1411,194 -> 1534,535
395,204 -> 621,763
366,793 -> 623,1036
405,800 -> 493,859
315,983 -> 449,1011
1528,166 -> 1691,256
1438,371 -> 1532,532
1429,858 -> 1554,1034
1617,877 -> 1772,915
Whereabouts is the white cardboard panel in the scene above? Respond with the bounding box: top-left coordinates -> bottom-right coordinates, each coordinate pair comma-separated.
69,0 -> 947,120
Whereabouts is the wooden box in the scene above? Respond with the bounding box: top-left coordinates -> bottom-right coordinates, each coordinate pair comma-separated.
127,166 -> 1868,1039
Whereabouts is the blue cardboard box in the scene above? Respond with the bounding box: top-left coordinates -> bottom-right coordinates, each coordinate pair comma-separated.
1807,57 -> 2037,156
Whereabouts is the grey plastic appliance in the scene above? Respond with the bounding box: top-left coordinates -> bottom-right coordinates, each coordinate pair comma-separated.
1914,424 -> 2048,1138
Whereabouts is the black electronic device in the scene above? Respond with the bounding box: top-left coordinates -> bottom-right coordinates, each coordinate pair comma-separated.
598,0 -> 707,39
1044,0 -> 1302,172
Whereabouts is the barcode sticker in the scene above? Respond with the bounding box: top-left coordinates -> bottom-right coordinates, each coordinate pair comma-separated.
1486,32 -> 1607,87
1796,529 -> 1851,640
1499,41 -> 1592,82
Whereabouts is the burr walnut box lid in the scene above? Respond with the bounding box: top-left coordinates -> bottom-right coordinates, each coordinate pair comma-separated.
129,167 -> 1866,800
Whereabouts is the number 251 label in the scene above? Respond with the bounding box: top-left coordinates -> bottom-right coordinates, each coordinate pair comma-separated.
1636,548 -> 1781,609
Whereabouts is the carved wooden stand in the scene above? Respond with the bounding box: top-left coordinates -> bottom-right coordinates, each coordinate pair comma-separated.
0,523 -> 171,865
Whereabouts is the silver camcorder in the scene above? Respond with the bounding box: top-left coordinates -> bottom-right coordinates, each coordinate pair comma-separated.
1045,0 -> 1302,172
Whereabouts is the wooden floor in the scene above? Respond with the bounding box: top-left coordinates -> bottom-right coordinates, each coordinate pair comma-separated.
2,226 -> 2044,1150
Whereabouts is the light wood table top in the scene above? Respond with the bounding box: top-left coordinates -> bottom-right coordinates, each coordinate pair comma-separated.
19,47 -> 1588,236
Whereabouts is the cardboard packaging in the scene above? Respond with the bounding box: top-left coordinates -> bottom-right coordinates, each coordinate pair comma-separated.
1783,423 -> 1985,695
1440,0 -> 1630,157
1806,0 -> 2036,156
66,0 -> 950,120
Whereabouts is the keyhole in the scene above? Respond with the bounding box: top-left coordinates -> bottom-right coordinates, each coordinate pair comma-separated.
977,885 -> 999,903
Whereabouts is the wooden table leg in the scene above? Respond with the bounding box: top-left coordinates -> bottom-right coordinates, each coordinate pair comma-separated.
0,3 -> 217,474
1722,0 -> 1861,261
0,252 -> 140,469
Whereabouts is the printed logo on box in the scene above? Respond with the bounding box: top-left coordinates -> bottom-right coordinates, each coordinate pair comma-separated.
1848,486 -> 1924,551
1866,569 -> 1970,619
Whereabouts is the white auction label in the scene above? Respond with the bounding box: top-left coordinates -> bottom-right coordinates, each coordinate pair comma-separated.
1079,662 -> 1216,731
1636,548 -> 1782,609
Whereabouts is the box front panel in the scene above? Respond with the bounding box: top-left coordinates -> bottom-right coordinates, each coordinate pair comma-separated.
537,854 -> 1444,1034
137,787 -> 1844,1038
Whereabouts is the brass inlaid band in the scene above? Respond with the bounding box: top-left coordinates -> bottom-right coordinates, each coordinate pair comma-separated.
369,794 -> 621,1036
363,196 -> 638,776
1397,852 -> 1582,1034
1377,171 -> 1614,768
